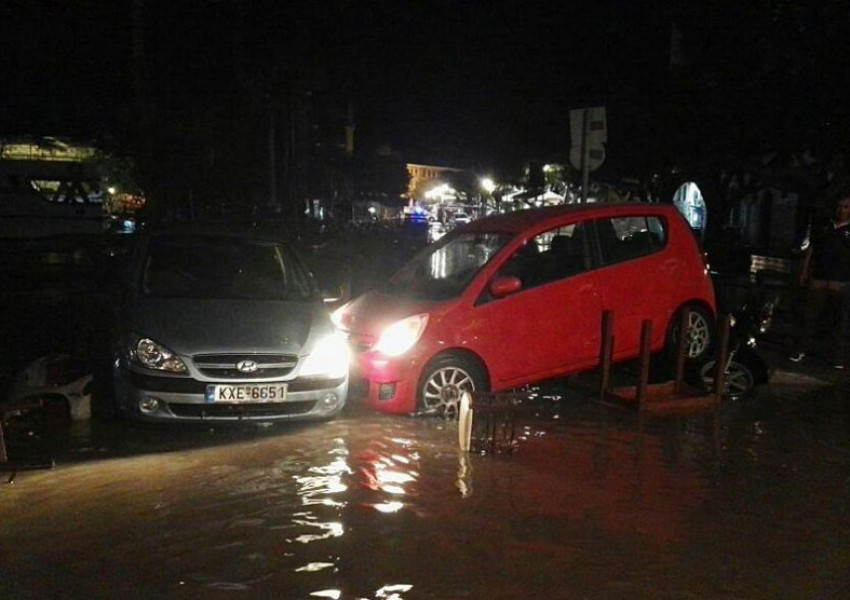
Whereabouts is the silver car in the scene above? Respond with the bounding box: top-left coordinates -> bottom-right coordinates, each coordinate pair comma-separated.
112,228 -> 349,422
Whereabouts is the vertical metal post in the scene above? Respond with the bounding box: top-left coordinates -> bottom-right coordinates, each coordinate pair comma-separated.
714,315 -> 731,403
675,309 -> 690,394
713,315 -> 731,452
599,310 -> 614,401
505,394 -> 517,451
637,320 -> 652,412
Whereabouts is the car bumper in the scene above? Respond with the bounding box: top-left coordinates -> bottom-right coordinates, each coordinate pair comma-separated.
114,363 -> 348,423
350,351 -> 420,415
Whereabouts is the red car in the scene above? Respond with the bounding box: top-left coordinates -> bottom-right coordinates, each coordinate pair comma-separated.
333,203 -> 716,416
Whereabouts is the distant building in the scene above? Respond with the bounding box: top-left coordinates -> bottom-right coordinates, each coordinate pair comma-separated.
406,163 -> 464,202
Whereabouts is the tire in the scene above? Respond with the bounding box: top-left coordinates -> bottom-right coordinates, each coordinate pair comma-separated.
417,353 -> 488,418
699,359 -> 755,399
667,305 -> 714,361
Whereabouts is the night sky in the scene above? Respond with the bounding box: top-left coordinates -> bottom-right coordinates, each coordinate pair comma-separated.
2,1 -> 848,178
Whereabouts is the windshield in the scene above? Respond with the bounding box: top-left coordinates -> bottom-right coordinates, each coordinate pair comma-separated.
382,232 -> 513,300
141,236 -> 314,300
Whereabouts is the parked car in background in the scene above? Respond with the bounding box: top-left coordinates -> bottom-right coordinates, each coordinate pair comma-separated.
334,203 -> 716,416
110,226 -> 349,423
452,212 -> 471,226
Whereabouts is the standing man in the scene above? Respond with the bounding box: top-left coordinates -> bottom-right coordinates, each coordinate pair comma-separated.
790,192 -> 850,369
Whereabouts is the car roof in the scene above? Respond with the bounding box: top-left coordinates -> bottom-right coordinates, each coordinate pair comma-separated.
462,202 -> 680,234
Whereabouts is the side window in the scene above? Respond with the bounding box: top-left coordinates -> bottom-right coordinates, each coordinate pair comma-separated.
497,238 -> 540,286
597,216 -> 667,266
497,222 -> 589,289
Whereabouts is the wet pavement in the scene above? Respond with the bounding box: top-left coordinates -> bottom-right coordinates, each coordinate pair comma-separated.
2,370 -> 849,600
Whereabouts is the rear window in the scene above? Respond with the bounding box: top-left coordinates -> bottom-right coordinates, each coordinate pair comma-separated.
141,236 -> 314,300
596,216 -> 667,265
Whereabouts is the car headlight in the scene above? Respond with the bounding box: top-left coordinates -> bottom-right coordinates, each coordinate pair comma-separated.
300,331 -> 350,378
373,313 -> 429,357
131,337 -> 187,373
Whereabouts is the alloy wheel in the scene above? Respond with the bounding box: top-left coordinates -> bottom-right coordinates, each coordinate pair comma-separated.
700,359 -> 755,399
421,365 -> 477,418
686,310 -> 712,358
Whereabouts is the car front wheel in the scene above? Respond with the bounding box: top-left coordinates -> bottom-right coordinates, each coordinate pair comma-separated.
668,305 -> 714,361
417,353 -> 488,418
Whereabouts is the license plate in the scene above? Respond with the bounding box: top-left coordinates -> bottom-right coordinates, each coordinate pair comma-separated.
205,384 -> 287,403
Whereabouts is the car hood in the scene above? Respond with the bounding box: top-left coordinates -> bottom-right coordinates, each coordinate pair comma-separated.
343,291 -> 438,336
127,297 -> 329,355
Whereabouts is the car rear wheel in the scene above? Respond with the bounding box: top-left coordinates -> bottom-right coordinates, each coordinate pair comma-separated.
417,353 -> 488,418
667,305 -> 714,361
699,359 -> 755,399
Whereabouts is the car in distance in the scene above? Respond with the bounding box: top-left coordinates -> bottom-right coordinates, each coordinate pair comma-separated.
452,212 -> 471,226
333,203 -> 716,416
111,227 -> 349,422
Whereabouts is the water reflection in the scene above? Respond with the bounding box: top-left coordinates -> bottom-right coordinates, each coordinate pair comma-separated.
355,437 -> 421,513
375,583 -> 414,598
2,388 -> 848,599
456,452 -> 473,498
451,405 -> 715,543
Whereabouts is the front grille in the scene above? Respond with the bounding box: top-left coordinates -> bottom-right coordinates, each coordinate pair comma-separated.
192,353 -> 298,379
378,382 -> 397,400
167,401 -> 317,418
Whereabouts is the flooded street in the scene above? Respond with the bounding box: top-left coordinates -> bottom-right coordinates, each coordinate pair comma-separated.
2,378 -> 849,600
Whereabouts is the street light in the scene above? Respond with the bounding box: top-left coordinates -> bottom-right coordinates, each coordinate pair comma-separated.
478,177 -> 497,216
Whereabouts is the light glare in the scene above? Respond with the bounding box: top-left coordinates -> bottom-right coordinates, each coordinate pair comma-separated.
374,314 -> 429,356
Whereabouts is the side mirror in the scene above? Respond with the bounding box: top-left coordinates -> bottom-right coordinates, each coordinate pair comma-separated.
489,275 -> 522,298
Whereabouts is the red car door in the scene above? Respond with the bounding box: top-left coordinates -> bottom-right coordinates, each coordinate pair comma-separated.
592,215 -> 678,358
476,224 -> 603,389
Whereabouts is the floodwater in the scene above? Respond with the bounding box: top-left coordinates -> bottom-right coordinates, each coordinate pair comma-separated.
1,380 -> 849,600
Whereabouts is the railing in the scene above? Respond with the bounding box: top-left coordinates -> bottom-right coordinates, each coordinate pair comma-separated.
749,254 -> 799,285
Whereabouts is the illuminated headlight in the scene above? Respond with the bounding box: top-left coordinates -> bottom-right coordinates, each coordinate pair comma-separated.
374,313 -> 429,357
131,337 -> 187,373
301,331 -> 350,378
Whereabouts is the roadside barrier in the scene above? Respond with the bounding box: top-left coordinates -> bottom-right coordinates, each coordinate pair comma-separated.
457,309 -> 732,454
598,310 -> 729,416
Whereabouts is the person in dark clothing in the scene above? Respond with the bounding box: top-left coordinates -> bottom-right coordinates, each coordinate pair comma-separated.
790,193 -> 850,368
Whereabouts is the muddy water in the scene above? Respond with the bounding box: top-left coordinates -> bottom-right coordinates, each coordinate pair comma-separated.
2,385 -> 849,600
